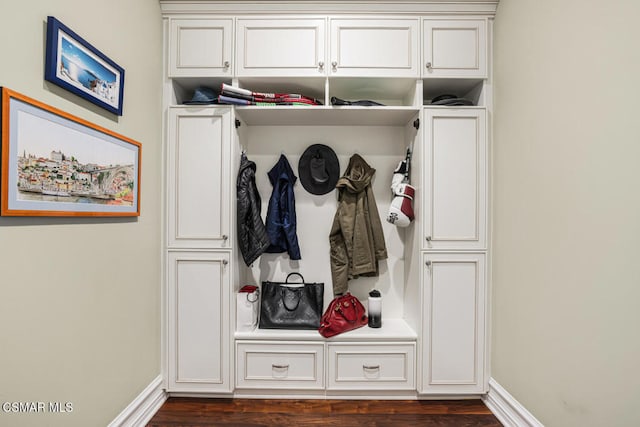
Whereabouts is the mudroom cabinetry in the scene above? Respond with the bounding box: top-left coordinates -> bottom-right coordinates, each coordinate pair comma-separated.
416,107 -> 488,395
165,106 -> 234,393
161,0 -> 496,400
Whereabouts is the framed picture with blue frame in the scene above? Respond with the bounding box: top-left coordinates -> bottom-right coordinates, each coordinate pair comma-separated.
44,16 -> 125,116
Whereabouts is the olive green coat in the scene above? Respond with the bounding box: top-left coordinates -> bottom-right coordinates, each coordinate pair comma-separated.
329,154 -> 388,295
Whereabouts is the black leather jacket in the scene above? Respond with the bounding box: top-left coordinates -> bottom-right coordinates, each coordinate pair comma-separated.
237,153 -> 270,266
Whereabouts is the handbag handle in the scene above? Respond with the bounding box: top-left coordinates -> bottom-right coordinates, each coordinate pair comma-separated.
285,272 -> 305,283
335,297 -> 359,323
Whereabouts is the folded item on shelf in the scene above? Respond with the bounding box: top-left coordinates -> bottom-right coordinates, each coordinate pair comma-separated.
330,96 -> 384,106
220,83 -> 322,105
429,94 -> 474,106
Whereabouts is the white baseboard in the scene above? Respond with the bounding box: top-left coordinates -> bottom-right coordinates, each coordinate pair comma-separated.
109,375 -> 167,427
483,378 -> 544,427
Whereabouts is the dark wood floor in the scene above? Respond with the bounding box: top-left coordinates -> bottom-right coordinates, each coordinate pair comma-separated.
147,398 -> 503,426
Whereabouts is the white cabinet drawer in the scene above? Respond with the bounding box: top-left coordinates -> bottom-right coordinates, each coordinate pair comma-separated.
236,341 -> 324,389
327,343 -> 415,390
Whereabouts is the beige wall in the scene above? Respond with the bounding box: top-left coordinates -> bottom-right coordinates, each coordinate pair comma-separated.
493,0 -> 640,426
0,1 -> 162,426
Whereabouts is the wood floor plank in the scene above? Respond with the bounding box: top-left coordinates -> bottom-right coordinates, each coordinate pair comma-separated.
147,398 -> 502,427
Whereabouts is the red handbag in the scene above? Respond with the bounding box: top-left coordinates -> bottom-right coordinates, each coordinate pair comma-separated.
318,293 -> 368,338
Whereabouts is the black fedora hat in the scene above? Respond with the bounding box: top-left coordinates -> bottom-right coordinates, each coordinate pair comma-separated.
298,144 -> 340,195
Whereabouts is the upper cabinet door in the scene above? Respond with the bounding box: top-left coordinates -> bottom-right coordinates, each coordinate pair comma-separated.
168,18 -> 233,77
423,108 -> 487,251
167,107 -> 232,249
422,19 -> 487,78
330,18 -> 419,77
236,18 -> 326,77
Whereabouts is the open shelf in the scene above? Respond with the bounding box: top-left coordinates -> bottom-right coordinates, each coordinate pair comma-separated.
234,105 -> 419,126
235,318 -> 418,342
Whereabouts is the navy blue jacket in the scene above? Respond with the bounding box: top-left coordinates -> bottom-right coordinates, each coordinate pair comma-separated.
265,154 -> 301,260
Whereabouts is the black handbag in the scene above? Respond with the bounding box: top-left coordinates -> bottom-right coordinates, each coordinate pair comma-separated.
259,273 -> 324,330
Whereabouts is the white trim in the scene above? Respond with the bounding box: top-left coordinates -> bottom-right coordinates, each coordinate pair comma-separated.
108,375 -> 167,427
160,1 -> 499,15
482,378 -> 545,427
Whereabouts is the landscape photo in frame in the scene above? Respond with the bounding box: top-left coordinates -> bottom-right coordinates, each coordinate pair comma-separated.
45,16 -> 125,116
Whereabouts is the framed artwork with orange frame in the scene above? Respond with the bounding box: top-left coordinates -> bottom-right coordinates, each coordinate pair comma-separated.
1,87 -> 141,217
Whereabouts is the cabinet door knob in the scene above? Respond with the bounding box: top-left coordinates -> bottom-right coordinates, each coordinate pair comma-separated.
425,62 -> 432,70
222,259 -> 228,266
425,235 -> 432,242
223,60 -> 230,69
318,61 -> 324,70
222,234 -> 228,241
331,61 -> 338,71
425,260 -> 432,267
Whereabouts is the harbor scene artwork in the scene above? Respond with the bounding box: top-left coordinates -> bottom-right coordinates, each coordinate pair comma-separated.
1,88 -> 140,217
17,146 -> 135,206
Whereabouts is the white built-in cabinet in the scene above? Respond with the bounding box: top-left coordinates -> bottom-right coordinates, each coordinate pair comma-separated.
422,108 -> 487,251
329,18 -> 419,77
167,250 -> 231,392
420,253 -> 486,394
165,106 -> 234,392
417,108 -> 488,395
161,0 -> 495,399
422,19 -> 487,78
168,18 -> 233,77
167,107 -> 232,249
236,18 -> 326,77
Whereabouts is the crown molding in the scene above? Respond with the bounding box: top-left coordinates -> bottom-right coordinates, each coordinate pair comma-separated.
160,1 -> 499,16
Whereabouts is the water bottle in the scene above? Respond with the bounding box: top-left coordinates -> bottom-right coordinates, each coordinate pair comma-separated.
368,289 -> 382,328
